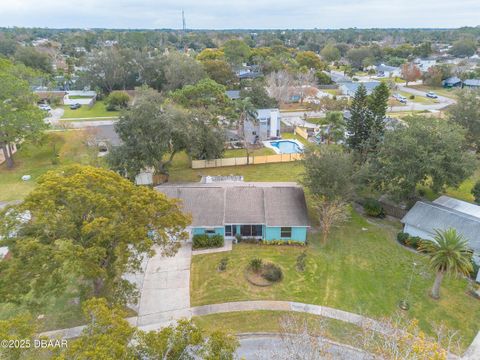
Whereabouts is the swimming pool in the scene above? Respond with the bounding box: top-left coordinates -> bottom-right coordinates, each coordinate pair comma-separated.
263,139 -> 304,154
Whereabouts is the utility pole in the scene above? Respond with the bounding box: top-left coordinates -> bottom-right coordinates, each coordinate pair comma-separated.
182,10 -> 186,31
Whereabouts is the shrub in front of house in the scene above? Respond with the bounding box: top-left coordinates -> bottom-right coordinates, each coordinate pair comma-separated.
363,198 -> 385,218
406,236 -> 422,249
261,240 -> 306,246
296,251 -> 307,272
249,258 -> 263,273
262,263 -> 283,282
104,91 -> 130,111
397,232 -> 410,245
192,234 -> 224,249
218,257 -> 229,272
396,232 -> 422,250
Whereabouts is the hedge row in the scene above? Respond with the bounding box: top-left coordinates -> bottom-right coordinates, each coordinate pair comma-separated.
192,234 -> 224,249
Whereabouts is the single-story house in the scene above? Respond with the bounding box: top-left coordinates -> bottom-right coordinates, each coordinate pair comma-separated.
34,90 -> 67,104
340,81 -> 381,97
375,64 -> 401,78
413,58 -> 437,72
156,181 -> 309,242
226,90 -> 241,100
442,76 -> 462,88
401,195 -> 480,282
235,65 -> 263,80
328,72 -> 351,84
243,108 -> 281,144
463,79 -> 480,88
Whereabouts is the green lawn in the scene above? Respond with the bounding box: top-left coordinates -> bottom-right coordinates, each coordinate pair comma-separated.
169,151 -> 304,183
0,131 -> 100,202
409,85 -> 460,100
224,147 -> 276,158
397,91 -> 438,105
190,210 -> 480,350
62,100 -> 119,119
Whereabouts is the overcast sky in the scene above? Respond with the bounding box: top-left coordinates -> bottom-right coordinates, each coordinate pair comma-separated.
1,0 -> 479,29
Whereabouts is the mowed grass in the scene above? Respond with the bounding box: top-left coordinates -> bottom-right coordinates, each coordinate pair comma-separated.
0,130 -> 100,202
224,147 -> 276,158
397,91 -> 438,105
62,100 -> 119,119
168,151 -> 304,183
409,85 -> 460,99
190,210 -> 480,350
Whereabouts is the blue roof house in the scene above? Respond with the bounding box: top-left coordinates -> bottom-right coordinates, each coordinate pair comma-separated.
442,76 -> 462,88
156,181 -> 310,243
340,81 -> 381,97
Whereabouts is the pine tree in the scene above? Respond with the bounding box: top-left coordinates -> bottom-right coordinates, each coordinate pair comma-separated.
346,84 -> 369,151
364,81 -> 389,153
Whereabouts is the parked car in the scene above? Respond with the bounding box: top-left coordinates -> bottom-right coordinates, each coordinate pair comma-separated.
393,94 -> 407,104
70,103 -> 81,110
38,104 -> 51,111
426,92 -> 438,99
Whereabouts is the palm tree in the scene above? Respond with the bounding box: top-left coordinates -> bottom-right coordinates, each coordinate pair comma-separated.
235,98 -> 257,164
418,228 -> 473,299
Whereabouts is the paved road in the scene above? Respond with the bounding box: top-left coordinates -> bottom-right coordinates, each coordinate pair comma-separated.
236,334 -> 373,360
58,119 -> 118,128
389,85 -> 456,112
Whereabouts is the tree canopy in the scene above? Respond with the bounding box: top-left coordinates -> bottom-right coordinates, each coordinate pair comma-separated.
0,165 -> 190,307
448,89 -> 480,149
371,116 -> 476,202
57,298 -> 238,360
0,60 -> 47,168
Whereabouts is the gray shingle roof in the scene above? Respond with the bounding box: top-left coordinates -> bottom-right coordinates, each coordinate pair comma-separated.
264,187 -> 309,226
464,79 -> 480,87
159,187 -> 225,227
401,200 -> 480,253
156,183 -> 309,227
225,187 -> 265,224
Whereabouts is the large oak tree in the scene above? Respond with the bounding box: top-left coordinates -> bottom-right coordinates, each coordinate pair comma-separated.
0,165 -> 190,307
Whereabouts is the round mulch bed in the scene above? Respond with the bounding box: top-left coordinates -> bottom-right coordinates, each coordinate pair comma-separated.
244,269 -> 274,287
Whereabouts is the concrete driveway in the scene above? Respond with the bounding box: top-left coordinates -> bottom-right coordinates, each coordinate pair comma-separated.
136,243 -> 192,326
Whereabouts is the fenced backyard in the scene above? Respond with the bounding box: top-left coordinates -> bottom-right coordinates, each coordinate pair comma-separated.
191,153 -> 303,169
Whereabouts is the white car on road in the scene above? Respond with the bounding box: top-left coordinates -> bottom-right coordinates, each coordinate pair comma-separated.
38,104 -> 52,111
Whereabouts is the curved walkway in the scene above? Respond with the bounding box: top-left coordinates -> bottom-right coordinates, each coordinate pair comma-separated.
41,300 -> 385,338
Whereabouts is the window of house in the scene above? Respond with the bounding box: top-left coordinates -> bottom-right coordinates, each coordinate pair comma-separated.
225,225 -> 237,237
252,131 -> 256,135
205,228 -> 216,235
280,227 -> 292,238
240,225 -> 263,237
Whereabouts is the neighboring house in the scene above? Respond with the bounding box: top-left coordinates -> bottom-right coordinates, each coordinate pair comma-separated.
156,180 -> 309,242
413,58 -> 437,72
243,108 -> 281,144
401,195 -> 480,282
442,76 -> 462,88
235,65 -> 262,80
226,90 -> 241,100
375,64 -> 401,78
328,71 -> 351,84
86,125 -> 122,149
34,90 -> 67,104
340,81 -> 381,96
463,79 -> 480,88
